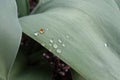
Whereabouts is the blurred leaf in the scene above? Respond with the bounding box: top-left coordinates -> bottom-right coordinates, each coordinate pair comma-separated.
16,0 -> 30,17
9,47 -> 52,80
10,66 -> 52,80
0,0 -> 22,79
19,0 -> 120,80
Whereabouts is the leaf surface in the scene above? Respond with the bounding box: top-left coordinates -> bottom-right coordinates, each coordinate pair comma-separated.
0,0 -> 22,79
19,0 -> 120,80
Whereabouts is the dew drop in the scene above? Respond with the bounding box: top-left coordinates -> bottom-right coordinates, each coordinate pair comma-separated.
34,32 -> 39,36
53,44 -> 58,49
58,39 -> 62,43
39,28 -> 45,34
49,39 -> 53,43
46,28 -> 49,31
56,49 -> 62,54
104,43 -> 107,47
62,44 -> 65,47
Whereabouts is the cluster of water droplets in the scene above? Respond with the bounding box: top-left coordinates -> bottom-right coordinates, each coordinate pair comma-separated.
34,32 -> 39,36
48,34 -> 70,54
47,34 -> 70,54
49,39 -> 61,54
49,36 -> 69,54
34,28 -> 70,54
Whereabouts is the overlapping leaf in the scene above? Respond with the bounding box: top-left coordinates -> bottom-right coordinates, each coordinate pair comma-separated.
0,0 -> 22,79
19,0 -> 120,80
9,47 -> 52,80
16,0 -> 30,17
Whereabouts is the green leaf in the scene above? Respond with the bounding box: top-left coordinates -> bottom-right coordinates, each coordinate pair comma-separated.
0,0 -> 22,79
114,0 -> 120,9
10,66 -> 52,80
19,0 -> 120,80
9,47 -> 52,80
16,0 -> 30,17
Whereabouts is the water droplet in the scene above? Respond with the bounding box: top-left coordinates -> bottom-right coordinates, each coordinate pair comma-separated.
46,28 -> 49,31
56,49 -> 62,53
66,35 -> 69,39
104,43 -> 107,47
62,44 -> 65,47
39,28 -> 45,34
49,39 -> 53,43
53,44 -> 58,49
34,32 -> 39,36
58,39 -> 62,43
